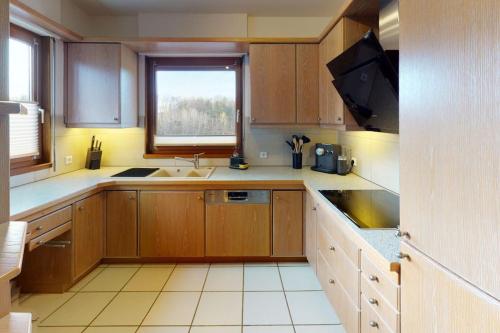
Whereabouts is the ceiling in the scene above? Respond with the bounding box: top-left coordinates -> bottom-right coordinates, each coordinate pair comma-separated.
71,0 -> 345,17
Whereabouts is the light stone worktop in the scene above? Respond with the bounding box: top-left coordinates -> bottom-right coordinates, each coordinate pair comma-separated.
10,166 -> 400,263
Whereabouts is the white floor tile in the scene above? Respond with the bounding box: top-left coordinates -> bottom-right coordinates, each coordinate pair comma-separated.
210,262 -> 243,267
193,292 -> 242,325
142,263 -> 176,268
286,291 -> 340,325
204,266 -> 243,291
190,326 -> 241,333
81,268 -> 139,292
34,327 -> 85,333
69,268 -> 105,292
294,325 -> 346,333
278,262 -> 309,267
12,293 -> 75,322
91,292 -> 158,326
106,263 -> 142,267
142,292 -> 200,325
243,292 -> 291,325
84,327 -> 138,333
163,267 -> 208,291
40,292 -> 116,326
244,267 -> 282,291
244,262 -> 277,267
243,326 -> 294,333
137,327 -> 189,333
123,267 -> 174,291
279,266 -> 322,291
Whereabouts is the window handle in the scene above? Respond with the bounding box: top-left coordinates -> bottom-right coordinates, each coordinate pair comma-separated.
236,109 -> 241,123
39,108 -> 45,124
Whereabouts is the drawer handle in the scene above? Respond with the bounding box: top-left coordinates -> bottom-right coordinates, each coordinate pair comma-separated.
395,229 -> 411,239
312,207 -> 317,211
368,275 -> 379,282
197,196 -> 203,200
36,240 -> 45,245
78,206 -> 84,211
128,195 -> 135,200
329,245 -> 335,251
328,278 -> 335,284
368,298 -> 378,306
369,321 -> 379,328
397,252 -> 411,260
35,226 -> 43,231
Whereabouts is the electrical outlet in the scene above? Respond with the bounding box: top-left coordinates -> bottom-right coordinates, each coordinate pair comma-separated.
259,152 -> 268,159
351,157 -> 358,167
64,155 -> 73,165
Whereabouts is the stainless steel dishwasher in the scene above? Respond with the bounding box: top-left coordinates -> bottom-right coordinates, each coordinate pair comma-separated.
205,190 -> 271,257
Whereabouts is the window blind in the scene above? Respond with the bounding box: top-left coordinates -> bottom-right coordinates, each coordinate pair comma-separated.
9,103 -> 41,159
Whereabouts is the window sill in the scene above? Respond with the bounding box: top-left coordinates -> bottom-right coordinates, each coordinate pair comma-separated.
11,162 -> 52,176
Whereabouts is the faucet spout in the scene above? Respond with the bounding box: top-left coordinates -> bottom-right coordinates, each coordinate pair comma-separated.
174,152 -> 205,169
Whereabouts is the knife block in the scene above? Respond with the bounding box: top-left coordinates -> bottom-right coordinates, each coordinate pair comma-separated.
85,149 -> 102,170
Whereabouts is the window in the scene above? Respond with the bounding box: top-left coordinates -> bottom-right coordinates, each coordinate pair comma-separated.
146,57 -> 243,157
9,24 -> 50,175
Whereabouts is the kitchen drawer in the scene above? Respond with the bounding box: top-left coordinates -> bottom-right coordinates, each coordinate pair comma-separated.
361,295 -> 395,333
317,203 -> 359,265
317,251 -> 360,333
28,222 -> 72,252
361,252 -> 399,310
318,223 -> 360,305
27,206 -> 72,241
361,273 -> 399,332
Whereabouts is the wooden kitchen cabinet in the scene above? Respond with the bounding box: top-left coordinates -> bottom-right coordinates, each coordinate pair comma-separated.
65,42 -> 137,128
296,44 -> 319,124
73,193 -> 105,280
304,193 -> 318,271
139,191 -> 205,257
272,191 -> 303,257
250,44 -> 296,124
399,243 -> 500,333
106,191 -> 138,257
319,18 -> 370,127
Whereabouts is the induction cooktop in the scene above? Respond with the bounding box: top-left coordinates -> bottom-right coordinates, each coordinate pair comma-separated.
319,190 -> 399,229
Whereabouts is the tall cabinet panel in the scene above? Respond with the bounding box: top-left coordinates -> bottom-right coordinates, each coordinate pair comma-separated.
399,0 -> 500,298
106,191 -> 138,257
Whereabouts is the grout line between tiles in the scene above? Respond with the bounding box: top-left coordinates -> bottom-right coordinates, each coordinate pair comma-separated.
277,265 -> 296,333
241,265 -> 245,333
188,263 -> 211,332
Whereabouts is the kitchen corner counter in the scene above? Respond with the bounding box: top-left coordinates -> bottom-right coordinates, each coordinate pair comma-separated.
0,221 -> 27,285
9,166 -> 400,264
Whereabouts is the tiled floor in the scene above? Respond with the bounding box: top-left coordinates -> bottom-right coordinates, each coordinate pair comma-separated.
12,262 -> 345,333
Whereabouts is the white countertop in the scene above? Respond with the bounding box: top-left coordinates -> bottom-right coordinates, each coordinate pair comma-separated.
10,166 -> 400,262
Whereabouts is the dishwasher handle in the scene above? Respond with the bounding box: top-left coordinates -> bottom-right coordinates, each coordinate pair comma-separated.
227,191 -> 248,202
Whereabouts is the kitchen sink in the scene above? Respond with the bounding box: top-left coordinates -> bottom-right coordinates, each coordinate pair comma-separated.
148,167 -> 214,179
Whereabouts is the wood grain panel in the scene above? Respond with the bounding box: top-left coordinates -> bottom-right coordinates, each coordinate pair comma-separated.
106,191 -> 137,257
304,193 -> 317,272
206,204 -> 270,257
399,0 -> 500,298
400,243 -> 500,333
361,251 -> 399,310
296,44 -> 319,124
139,191 -> 205,257
361,274 -> 399,332
73,192 -> 105,280
361,295 -> 395,333
27,206 -> 71,241
272,191 -> 303,257
250,44 -> 296,124
28,221 -> 71,251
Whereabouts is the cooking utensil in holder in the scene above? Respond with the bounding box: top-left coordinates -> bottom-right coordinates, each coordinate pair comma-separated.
85,148 -> 102,170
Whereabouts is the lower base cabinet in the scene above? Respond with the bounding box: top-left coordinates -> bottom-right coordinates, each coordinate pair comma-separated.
272,191 -> 303,256
400,242 -> 500,333
139,191 -> 205,257
106,191 -> 138,257
73,192 -> 105,280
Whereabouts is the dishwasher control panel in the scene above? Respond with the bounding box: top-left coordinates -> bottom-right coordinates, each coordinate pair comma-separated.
205,190 -> 270,204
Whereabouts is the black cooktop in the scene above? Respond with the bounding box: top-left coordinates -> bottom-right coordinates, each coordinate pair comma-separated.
111,168 -> 159,177
319,190 -> 399,229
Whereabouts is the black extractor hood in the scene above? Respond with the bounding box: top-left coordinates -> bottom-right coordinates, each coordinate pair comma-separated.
327,0 -> 399,133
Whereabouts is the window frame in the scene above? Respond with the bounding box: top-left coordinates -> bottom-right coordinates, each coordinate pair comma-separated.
9,24 -> 51,175
145,57 -> 243,158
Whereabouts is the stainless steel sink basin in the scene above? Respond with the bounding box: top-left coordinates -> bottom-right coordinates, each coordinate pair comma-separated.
148,167 -> 214,179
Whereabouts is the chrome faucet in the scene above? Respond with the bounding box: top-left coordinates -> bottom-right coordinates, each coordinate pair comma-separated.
174,153 -> 205,169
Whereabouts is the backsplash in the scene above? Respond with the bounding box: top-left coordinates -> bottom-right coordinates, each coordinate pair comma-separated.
338,131 -> 400,193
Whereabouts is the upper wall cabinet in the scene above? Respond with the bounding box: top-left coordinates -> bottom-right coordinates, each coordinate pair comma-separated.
250,44 -> 319,125
319,17 -> 370,127
65,43 -> 138,128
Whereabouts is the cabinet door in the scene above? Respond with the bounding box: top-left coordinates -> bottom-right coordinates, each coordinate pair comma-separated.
73,193 -> 105,279
140,191 -> 205,257
250,44 -> 296,124
106,191 -> 137,257
296,44 -> 319,124
273,191 -> 303,257
400,243 -> 500,333
66,43 -> 120,125
304,193 -> 317,272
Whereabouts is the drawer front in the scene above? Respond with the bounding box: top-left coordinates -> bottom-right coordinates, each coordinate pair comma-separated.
318,223 -> 360,305
361,274 -> 399,332
28,206 -> 72,240
361,252 -> 399,309
361,296 -> 395,333
29,221 -> 72,251
317,203 -> 359,265
317,251 -> 360,333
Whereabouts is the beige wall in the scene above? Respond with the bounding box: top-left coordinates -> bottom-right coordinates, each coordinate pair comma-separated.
248,16 -> 330,38
338,131 -> 400,193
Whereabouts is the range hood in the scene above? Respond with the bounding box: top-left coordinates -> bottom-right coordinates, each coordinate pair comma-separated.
327,0 -> 399,133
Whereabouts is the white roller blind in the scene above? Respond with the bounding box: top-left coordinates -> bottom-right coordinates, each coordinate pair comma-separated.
9,103 -> 41,159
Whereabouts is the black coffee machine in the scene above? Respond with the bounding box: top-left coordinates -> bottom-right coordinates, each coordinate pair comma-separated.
311,143 -> 342,174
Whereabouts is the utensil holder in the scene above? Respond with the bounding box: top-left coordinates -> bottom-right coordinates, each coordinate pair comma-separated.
292,153 -> 302,169
85,149 -> 102,170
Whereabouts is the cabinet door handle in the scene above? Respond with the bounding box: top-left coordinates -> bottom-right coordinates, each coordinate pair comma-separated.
395,229 -> 411,239
329,245 -> 335,251
368,298 -> 378,305
312,207 -> 317,211
328,279 -> 335,284
128,195 -> 135,200
369,321 -> 378,328
397,252 -> 411,260
368,274 -> 379,282
197,196 -> 203,200
78,206 -> 84,211
35,226 -> 43,231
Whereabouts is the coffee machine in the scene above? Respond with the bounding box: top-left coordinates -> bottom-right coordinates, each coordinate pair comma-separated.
311,143 -> 342,174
